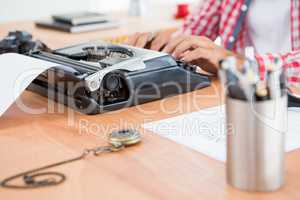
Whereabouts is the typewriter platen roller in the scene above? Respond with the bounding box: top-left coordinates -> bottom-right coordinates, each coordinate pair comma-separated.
0,31 -> 211,115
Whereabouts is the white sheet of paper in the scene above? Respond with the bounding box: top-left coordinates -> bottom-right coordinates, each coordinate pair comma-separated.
0,53 -> 57,116
143,106 -> 300,162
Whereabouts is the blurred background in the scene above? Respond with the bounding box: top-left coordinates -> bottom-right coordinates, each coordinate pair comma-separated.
0,0 -> 198,23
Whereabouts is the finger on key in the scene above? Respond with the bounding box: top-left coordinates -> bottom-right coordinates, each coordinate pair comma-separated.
151,29 -> 176,51
126,32 -> 141,46
172,39 -> 200,58
135,33 -> 151,48
151,34 -> 167,51
162,35 -> 187,54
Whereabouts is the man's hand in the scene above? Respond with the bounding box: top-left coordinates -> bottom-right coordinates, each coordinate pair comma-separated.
126,29 -> 177,51
162,35 -> 245,74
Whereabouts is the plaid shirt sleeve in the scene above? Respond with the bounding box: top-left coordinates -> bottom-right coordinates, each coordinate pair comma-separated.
256,51 -> 300,87
182,0 -> 222,41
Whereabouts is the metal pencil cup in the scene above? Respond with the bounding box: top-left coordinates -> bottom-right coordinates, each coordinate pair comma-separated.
226,95 -> 287,192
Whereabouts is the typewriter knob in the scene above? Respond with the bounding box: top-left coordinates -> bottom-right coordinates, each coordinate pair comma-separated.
104,73 -> 121,91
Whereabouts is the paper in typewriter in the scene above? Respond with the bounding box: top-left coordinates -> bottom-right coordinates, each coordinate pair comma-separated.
0,53 -> 57,116
143,106 -> 300,162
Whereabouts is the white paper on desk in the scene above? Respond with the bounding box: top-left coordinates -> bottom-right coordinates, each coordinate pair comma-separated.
0,53 -> 57,116
143,106 -> 300,162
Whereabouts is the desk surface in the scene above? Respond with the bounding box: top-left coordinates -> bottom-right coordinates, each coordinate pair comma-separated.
1,17 -> 300,200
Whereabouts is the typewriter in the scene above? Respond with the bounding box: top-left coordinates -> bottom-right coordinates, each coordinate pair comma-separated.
0,31 -> 211,114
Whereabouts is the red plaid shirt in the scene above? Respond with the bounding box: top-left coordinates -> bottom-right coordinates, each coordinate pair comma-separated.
182,0 -> 300,86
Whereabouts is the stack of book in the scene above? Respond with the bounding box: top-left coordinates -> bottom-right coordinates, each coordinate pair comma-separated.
35,12 -> 120,33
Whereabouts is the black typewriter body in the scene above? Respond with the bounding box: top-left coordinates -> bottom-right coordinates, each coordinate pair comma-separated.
1,31 -> 211,115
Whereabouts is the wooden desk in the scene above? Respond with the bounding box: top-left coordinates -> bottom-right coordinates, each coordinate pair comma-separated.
1,18 -> 300,200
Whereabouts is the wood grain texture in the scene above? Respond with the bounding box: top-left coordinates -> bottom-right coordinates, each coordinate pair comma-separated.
0,19 -> 300,200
